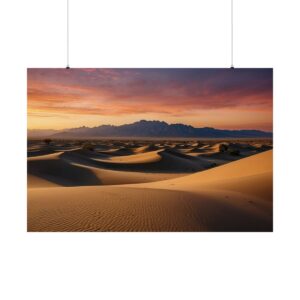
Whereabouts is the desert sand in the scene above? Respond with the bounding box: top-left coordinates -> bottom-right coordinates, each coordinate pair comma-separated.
27,139 -> 273,232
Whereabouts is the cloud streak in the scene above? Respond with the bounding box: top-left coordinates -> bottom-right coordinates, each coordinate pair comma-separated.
27,68 -> 273,130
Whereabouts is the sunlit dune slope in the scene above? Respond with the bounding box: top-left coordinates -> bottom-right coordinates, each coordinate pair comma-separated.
136,149 -> 272,191
134,144 -> 159,153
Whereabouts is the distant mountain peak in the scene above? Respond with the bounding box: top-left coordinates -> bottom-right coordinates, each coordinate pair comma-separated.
136,119 -> 168,125
48,120 -> 272,139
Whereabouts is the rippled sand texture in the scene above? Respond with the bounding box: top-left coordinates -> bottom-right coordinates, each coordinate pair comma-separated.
27,139 -> 273,232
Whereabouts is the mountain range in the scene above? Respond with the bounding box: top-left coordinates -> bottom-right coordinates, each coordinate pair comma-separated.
28,120 -> 272,139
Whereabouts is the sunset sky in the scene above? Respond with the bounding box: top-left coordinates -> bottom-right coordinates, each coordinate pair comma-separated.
27,68 -> 273,131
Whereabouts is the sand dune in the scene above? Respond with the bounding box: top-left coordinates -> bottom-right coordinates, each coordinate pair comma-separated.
134,144 -> 159,153
28,149 -> 273,232
58,148 -> 214,173
132,150 -> 272,199
28,151 -> 182,188
99,147 -> 135,156
28,152 -> 102,187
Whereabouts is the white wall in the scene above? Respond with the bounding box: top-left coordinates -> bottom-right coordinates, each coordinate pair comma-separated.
0,1 -> 299,300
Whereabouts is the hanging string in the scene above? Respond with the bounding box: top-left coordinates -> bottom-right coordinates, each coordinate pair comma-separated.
231,0 -> 234,68
66,0 -> 70,69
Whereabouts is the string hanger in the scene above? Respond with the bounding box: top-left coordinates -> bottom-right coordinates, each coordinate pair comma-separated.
231,0 -> 234,69
66,0 -> 70,69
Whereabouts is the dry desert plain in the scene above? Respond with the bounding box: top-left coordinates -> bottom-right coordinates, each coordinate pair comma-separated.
27,139 -> 273,232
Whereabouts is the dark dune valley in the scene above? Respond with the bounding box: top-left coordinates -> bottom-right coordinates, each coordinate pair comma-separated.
27,138 -> 273,232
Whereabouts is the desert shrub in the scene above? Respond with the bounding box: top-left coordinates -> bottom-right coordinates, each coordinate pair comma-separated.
208,162 -> 217,169
219,143 -> 228,153
229,149 -> 240,156
259,144 -> 272,151
82,142 -> 94,151
44,138 -> 52,145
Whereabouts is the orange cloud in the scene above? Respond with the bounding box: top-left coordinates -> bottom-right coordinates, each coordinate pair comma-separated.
27,68 -> 273,130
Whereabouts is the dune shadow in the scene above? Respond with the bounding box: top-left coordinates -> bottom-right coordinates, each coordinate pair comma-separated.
28,158 -> 102,187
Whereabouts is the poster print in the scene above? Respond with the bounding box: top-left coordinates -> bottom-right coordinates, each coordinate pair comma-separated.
27,68 -> 273,232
